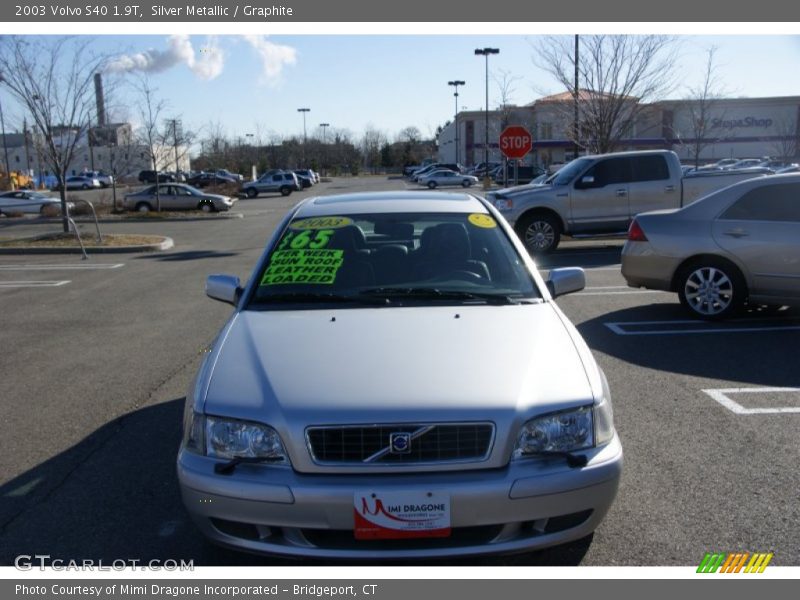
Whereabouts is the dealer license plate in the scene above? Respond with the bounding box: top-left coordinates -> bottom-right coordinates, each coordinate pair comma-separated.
353,491 -> 451,540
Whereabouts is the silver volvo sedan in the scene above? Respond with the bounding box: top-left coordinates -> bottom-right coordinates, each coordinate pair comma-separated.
177,191 -> 622,559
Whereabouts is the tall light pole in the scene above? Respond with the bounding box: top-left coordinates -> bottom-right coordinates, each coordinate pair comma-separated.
297,107 -> 310,166
475,48 -> 499,189
448,80 -> 465,165
320,122 -> 329,176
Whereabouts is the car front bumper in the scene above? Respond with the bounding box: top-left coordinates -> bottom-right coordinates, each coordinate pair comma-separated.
177,434 -> 622,559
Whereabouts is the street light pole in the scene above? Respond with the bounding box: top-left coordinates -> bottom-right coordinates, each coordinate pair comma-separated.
474,48 -> 499,189
319,122 -> 329,176
297,107 -> 310,166
448,80 -> 465,165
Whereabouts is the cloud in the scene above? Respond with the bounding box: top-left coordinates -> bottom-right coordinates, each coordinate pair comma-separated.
243,35 -> 297,83
106,35 -> 225,80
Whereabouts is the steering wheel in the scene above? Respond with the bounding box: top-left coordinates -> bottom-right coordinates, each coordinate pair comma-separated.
441,270 -> 486,282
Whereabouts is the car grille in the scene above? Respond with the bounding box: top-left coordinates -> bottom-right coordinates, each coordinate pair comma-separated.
306,423 -> 495,465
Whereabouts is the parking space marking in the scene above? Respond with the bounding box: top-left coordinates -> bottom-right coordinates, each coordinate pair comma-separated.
703,388 -> 800,415
0,263 -> 124,270
0,280 -> 70,288
604,317 -> 800,335
578,287 -> 666,296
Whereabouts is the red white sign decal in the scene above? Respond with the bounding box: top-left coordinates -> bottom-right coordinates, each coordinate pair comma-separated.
354,491 -> 451,539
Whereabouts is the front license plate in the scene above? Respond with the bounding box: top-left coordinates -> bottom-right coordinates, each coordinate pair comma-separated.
354,491 -> 451,540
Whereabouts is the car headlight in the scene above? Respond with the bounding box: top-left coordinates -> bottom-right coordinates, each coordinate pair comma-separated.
512,405 -> 594,460
183,413 -> 289,465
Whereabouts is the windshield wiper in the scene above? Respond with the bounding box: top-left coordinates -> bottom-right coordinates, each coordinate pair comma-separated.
214,456 -> 284,476
257,292 -> 389,306
360,287 -> 524,305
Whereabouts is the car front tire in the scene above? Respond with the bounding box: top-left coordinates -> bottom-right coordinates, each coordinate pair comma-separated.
280,186 -> 292,196
516,212 -> 561,254
246,187 -> 258,199
427,181 -> 437,189
135,202 -> 152,213
677,259 -> 746,320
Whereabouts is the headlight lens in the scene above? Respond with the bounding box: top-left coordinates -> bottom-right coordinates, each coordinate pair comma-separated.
206,417 -> 288,463
513,406 -> 594,460
185,416 -> 289,464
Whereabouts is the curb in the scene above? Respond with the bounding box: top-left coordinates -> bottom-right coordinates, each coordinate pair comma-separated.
0,213 -> 244,226
0,236 -> 174,255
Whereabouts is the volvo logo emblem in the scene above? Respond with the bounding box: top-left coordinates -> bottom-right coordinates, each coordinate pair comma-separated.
389,432 -> 412,454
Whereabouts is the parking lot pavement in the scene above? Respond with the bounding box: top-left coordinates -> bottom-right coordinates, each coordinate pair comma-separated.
0,177 -> 797,566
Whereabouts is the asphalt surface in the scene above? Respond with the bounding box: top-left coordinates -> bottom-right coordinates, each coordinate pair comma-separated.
1,175 -> 798,567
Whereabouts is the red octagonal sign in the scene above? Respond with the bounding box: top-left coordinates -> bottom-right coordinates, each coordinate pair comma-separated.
499,126 -> 533,159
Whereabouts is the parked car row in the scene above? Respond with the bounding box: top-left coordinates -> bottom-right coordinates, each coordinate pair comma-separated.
694,157 -> 799,173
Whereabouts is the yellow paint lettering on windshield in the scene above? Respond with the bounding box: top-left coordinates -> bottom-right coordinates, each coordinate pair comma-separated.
289,216 -> 353,231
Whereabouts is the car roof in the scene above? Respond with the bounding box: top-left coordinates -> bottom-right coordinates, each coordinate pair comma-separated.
294,191 -> 487,218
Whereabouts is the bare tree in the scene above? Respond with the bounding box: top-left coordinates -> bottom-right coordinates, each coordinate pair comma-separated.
680,47 -> 729,168
493,69 -> 523,130
535,35 -> 679,154
134,76 -> 171,211
361,124 -> 387,174
0,36 -> 109,231
770,117 -> 799,161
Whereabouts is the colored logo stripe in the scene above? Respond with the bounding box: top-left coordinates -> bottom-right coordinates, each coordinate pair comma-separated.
697,552 -> 773,573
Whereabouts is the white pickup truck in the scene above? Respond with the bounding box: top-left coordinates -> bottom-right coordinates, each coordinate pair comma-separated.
487,149 -> 772,253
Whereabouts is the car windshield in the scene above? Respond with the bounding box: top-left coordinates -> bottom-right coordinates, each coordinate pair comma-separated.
551,158 -> 592,186
248,212 -> 540,309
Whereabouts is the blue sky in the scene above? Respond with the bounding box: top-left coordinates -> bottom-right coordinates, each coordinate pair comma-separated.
5,34 -> 800,144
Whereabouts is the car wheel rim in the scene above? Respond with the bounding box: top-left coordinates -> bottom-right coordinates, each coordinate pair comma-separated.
525,221 -> 555,250
684,267 -> 733,315
201,203 -> 211,212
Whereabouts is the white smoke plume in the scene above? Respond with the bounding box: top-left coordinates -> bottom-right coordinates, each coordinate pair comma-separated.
243,35 -> 298,82
107,35 -> 225,80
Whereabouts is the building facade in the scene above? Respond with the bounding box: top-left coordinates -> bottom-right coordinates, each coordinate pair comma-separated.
438,93 -> 800,168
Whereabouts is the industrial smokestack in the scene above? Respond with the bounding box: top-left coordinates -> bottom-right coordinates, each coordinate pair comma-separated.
94,73 -> 106,127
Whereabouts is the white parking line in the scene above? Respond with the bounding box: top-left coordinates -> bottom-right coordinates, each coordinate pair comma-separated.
605,318 -> 800,335
0,263 -> 124,270
703,388 -> 800,415
578,288 -> 665,296
0,280 -> 70,288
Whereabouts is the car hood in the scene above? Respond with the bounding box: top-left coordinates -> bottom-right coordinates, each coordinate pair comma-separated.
496,183 -> 556,197
204,304 -> 594,425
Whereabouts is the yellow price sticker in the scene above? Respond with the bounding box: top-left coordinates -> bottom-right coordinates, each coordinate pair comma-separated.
468,213 -> 497,228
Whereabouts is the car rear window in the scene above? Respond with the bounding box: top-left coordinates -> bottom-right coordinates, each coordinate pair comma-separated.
248,212 -> 540,308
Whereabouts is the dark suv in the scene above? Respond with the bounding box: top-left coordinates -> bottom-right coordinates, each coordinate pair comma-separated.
138,170 -> 176,184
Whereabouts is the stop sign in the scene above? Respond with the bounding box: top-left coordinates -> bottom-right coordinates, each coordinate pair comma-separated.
499,126 -> 533,159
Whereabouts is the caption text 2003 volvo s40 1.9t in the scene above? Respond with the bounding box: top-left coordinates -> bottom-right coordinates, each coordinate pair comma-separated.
177,191 -> 622,560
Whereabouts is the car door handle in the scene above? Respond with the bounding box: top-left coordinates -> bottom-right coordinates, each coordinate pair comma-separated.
724,229 -> 749,238
664,185 -> 675,192
616,189 -> 627,197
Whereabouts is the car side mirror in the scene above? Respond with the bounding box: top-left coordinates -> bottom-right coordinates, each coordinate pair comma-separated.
546,268 -> 586,298
575,175 -> 596,189
206,274 -> 243,306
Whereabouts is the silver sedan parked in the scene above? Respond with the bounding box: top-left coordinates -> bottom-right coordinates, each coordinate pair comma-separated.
417,169 -> 479,189
0,190 -> 74,216
123,183 -> 236,213
622,174 -> 800,319
177,190 -> 622,559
